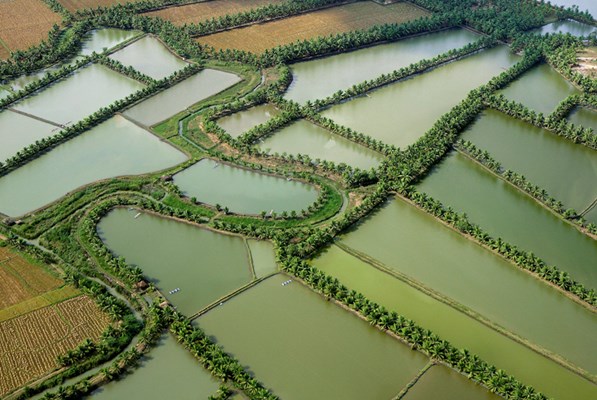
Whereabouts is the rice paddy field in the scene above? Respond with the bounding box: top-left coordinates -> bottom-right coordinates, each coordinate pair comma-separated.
196,1 -> 430,53
0,0 -> 61,58
144,0 -> 285,27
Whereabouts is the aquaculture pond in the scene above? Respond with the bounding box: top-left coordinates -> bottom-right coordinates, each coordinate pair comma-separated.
322,46 -> 520,148
90,334 -> 220,399
247,239 -> 278,278
123,69 -> 241,126
258,119 -> 383,170
216,103 -> 280,138
568,105 -> 597,131
284,28 -> 480,103
533,19 -> 597,36
312,245 -> 597,400
460,109 -> 597,213
109,35 -> 188,79
499,63 -> 580,114
173,159 -> 319,215
97,208 -> 254,315
0,116 -> 186,217
336,198 -> 597,375
417,151 -> 597,288
8,28 -> 140,91
403,364 -> 501,400
196,274 -> 430,400
551,0 -> 597,17
0,110 -> 56,162
12,63 -> 144,125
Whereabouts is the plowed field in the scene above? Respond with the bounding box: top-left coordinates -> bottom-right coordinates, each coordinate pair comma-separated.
196,1 -> 430,54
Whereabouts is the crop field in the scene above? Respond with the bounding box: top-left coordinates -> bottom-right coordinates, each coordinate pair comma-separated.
0,247 -> 63,309
0,296 -> 110,397
196,1 -> 430,53
144,0 -> 285,27
0,0 -> 61,58
57,0 -> 141,12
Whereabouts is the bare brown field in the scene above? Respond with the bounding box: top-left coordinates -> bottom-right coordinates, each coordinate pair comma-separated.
0,0 -> 61,58
196,1 -> 430,54
0,296 -> 110,397
575,47 -> 597,78
0,247 -> 63,310
144,0 -> 285,27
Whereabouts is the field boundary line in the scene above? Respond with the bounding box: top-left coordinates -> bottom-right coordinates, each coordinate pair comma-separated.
0,286 -> 80,323
393,361 -> 435,400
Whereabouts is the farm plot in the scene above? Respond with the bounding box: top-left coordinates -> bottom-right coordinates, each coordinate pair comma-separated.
0,0 -> 61,58
144,0 -> 285,27
57,0 -> 142,12
0,247 -> 63,309
197,2 -> 430,54
0,296 -> 110,397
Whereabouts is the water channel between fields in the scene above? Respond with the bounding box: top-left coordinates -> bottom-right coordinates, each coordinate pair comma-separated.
90,334 -> 220,399
123,69 -> 241,127
533,19 -> 597,36
417,151 -> 597,289
258,119 -> 384,170
333,198 -> 597,376
0,116 -> 187,217
173,158 -> 319,215
284,28 -> 481,104
321,46 -> 520,148
460,109 -> 597,213
312,245 -> 597,400
499,63 -> 580,115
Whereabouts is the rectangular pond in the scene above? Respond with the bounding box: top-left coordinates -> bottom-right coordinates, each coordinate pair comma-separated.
461,109 -> 597,213
12,63 -> 144,125
499,63 -> 580,115
0,115 -> 187,217
90,334 -> 220,399
258,119 -> 384,170
216,103 -> 280,138
417,151 -> 597,289
284,28 -> 480,104
533,20 -> 597,36
337,198 -> 597,376
0,110 -> 57,162
109,35 -> 188,80
173,158 -> 319,215
97,208 -> 255,315
312,245 -> 597,400
196,273 -> 430,400
247,239 -> 277,278
123,69 -> 241,127
403,364 -> 501,400
321,46 -> 520,148
568,105 -> 597,131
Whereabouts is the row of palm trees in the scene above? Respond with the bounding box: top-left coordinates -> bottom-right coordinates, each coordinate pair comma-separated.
95,54 -> 156,85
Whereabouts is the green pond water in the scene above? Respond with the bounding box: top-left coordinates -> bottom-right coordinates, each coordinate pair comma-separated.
97,208 -> 254,315
247,239 -> 278,278
568,105 -> 597,131
216,103 -> 281,138
534,19 -> 597,36
403,364 -> 501,400
12,63 -> 144,125
322,46 -> 520,148
499,63 -> 579,115
551,0 -> 597,17
9,28 -> 140,91
417,151 -> 597,289
312,245 -> 597,400
337,198 -> 597,376
109,35 -> 188,80
90,334 -> 220,399
173,159 -> 319,215
0,116 -> 187,217
259,119 -> 383,170
461,109 -> 597,213
123,69 -> 241,126
284,28 -> 480,104
0,110 -> 56,162
196,274 -> 429,400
